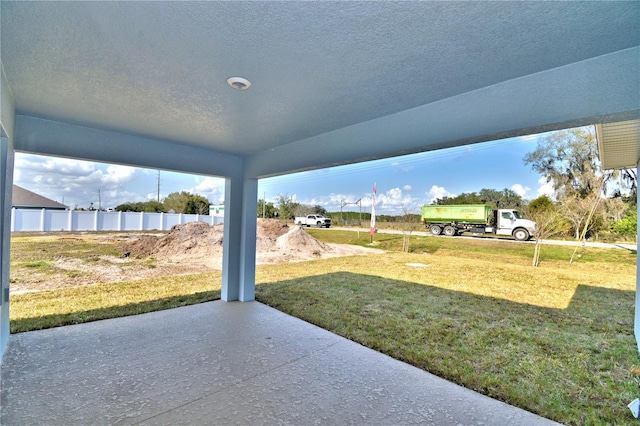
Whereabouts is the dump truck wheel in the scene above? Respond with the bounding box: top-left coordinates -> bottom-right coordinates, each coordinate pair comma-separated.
443,226 -> 456,236
429,225 -> 442,235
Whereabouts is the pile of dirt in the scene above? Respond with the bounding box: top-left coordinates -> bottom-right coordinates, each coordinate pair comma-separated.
256,219 -> 290,251
123,219 -> 382,267
123,219 -> 326,262
125,221 -> 224,259
276,226 -> 332,254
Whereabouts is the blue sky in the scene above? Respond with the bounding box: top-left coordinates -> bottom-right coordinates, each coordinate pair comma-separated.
13,130 -> 559,215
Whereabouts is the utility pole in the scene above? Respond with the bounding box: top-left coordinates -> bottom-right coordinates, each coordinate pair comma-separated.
263,192 -> 266,218
98,189 -> 102,211
157,170 -> 161,202
340,198 -> 361,225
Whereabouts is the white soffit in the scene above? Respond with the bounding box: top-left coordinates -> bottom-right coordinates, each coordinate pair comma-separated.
597,119 -> 640,170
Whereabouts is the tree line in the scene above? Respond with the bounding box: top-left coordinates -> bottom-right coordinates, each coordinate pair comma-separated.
115,191 -> 211,215
521,127 -> 636,242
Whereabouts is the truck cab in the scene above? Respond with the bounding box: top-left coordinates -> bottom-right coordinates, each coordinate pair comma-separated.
295,214 -> 332,228
494,209 -> 536,241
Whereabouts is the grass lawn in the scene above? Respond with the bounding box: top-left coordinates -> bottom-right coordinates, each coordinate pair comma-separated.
9,230 -> 639,425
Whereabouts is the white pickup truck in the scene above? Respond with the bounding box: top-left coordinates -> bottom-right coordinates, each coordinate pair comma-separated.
295,214 -> 332,228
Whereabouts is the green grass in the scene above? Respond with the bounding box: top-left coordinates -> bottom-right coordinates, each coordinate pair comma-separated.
11,237 -> 123,262
9,230 -> 639,425
11,272 -> 221,332
308,228 -> 638,265
15,260 -> 52,272
256,232 -> 638,425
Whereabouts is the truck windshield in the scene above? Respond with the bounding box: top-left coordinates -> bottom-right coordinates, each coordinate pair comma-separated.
512,211 -> 522,219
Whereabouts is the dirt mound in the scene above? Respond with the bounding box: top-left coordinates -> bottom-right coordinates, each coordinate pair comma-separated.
124,219 -> 317,260
256,219 -> 290,251
125,221 -> 224,259
276,226 -> 332,255
124,219 -> 383,268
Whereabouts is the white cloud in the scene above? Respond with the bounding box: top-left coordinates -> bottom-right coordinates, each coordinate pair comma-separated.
375,187 -> 420,214
511,184 -> 531,198
14,154 -> 142,209
426,185 -> 453,204
403,185 -> 412,191
536,177 -> 556,199
192,177 -> 225,203
102,165 -> 136,185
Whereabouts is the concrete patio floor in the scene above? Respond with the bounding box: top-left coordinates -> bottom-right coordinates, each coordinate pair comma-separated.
1,301 -> 559,425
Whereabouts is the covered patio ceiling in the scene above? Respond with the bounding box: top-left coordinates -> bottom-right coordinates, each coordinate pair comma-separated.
1,1 -> 638,177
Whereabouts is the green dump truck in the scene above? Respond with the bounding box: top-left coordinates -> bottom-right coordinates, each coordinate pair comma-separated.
421,204 -> 536,241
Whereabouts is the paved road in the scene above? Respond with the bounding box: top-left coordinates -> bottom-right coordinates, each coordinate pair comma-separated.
326,226 -> 637,251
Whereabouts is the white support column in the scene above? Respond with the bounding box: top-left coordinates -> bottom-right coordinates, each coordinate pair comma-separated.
636,158 -> 640,352
1,62 -> 16,360
0,136 -> 15,356
221,176 -> 258,302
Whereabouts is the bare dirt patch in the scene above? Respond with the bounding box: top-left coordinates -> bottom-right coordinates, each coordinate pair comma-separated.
11,220 -> 383,293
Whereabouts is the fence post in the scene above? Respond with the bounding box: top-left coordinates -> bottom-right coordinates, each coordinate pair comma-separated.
179,213 -> 183,224
160,212 -> 164,231
10,208 -> 15,232
68,210 -> 73,231
94,210 -> 99,231
40,208 -> 46,232
139,212 -> 144,231
118,211 -> 123,231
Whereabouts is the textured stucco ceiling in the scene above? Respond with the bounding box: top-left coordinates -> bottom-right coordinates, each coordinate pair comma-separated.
1,1 -> 639,177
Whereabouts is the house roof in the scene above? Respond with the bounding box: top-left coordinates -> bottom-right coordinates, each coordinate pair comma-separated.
12,185 -> 68,210
1,2 -> 638,179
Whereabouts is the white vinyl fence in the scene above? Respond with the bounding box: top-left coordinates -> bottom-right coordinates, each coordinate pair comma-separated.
11,208 -> 224,232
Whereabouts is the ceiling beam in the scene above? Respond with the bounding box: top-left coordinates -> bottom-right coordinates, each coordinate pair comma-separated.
13,116 -> 244,179
0,65 -> 15,140
246,47 -> 640,179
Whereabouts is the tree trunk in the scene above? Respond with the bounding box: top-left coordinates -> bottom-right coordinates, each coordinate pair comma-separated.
532,242 -> 541,267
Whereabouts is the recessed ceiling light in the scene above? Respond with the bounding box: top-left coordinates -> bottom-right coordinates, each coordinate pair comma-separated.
227,77 -> 251,90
